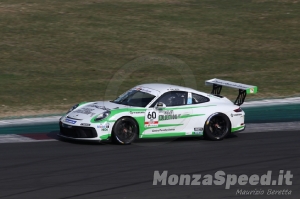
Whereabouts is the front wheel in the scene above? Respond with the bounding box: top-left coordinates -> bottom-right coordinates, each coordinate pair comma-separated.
112,117 -> 138,145
204,113 -> 230,141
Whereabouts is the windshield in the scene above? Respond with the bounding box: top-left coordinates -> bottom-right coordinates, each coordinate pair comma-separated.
111,89 -> 156,107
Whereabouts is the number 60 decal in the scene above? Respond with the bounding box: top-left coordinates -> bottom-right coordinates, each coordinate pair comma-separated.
145,110 -> 159,127
147,111 -> 157,119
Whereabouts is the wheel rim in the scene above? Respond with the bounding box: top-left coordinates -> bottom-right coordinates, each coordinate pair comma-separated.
115,121 -> 136,142
208,116 -> 228,137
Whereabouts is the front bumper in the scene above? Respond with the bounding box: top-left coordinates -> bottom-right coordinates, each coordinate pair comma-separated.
59,121 -> 98,139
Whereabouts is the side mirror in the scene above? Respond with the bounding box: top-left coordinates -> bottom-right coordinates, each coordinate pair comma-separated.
155,102 -> 166,109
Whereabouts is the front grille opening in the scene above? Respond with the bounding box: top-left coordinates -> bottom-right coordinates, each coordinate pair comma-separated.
59,123 -> 97,138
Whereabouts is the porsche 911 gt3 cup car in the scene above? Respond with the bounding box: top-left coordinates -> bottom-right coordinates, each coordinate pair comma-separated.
58,78 -> 257,144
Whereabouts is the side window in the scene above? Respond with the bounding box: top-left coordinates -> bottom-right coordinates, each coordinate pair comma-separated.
150,91 -> 187,107
190,93 -> 210,104
128,92 -> 156,107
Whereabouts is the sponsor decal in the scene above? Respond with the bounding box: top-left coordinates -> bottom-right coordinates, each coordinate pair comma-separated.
152,128 -> 175,132
80,123 -> 90,126
130,111 -> 145,114
73,108 -> 95,116
135,87 -> 153,94
65,118 -> 76,124
250,88 -> 254,93
88,104 -> 111,111
145,120 -> 159,127
159,114 -> 181,121
210,79 -> 249,90
194,127 -> 203,135
194,132 -> 203,135
97,122 -> 110,129
231,113 -> 243,117
159,110 -> 173,115
194,127 -> 203,131
140,88 -> 152,93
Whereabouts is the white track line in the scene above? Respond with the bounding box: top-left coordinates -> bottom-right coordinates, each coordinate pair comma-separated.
0,116 -> 61,127
243,97 -> 300,107
242,122 -> 300,133
0,134 -> 56,143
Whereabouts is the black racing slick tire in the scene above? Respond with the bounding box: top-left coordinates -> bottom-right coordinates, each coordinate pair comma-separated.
204,113 -> 231,141
112,117 -> 138,145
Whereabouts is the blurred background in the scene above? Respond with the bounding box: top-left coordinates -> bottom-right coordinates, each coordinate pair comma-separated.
0,0 -> 299,117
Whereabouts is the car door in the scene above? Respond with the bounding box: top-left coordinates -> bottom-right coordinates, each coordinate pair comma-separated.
140,91 -> 193,138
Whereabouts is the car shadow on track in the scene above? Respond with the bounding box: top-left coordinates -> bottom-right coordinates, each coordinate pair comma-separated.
47,131 -> 106,145
47,131 -> 239,146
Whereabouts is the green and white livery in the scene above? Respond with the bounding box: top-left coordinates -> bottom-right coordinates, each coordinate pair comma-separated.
58,78 -> 257,144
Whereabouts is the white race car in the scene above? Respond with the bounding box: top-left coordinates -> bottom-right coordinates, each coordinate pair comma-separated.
58,78 -> 257,144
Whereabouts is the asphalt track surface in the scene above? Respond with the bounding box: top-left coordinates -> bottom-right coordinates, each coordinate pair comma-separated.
0,130 -> 299,199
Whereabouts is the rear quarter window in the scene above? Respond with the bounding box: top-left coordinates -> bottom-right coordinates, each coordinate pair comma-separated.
191,93 -> 210,104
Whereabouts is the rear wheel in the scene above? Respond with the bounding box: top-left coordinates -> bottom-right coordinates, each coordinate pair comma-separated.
112,117 -> 138,144
204,113 -> 230,141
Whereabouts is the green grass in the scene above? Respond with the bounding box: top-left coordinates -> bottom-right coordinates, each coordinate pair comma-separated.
0,0 -> 300,117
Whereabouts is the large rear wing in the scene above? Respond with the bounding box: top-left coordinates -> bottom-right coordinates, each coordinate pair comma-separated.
205,78 -> 258,106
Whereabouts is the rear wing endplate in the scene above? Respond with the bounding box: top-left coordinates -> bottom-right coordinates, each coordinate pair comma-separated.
205,78 -> 258,106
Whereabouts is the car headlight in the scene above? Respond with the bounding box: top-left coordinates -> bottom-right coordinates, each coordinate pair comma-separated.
95,111 -> 110,121
66,104 -> 79,114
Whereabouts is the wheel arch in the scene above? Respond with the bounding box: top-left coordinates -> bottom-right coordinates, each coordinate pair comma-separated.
111,116 -> 140,136
203,112 -> 232,137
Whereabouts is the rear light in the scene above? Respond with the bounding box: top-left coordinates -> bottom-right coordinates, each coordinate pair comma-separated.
234,107 -> 242,112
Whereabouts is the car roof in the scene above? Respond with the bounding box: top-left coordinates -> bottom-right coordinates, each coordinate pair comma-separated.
137,83 -> 207,95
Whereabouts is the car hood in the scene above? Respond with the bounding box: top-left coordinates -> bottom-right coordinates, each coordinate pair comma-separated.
67,101 -> 127,120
